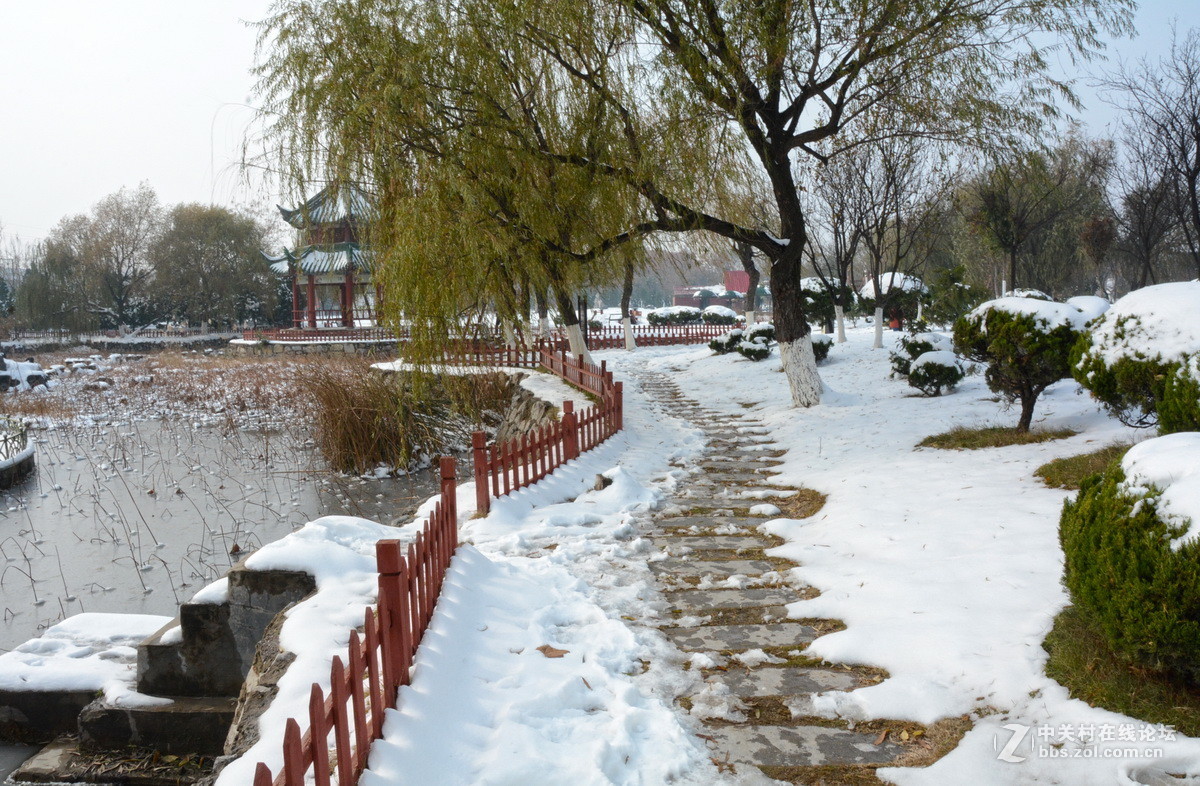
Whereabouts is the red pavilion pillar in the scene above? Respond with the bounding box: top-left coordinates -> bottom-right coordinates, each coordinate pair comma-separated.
342,270 -> 354,327
306,275 -> 317,328
290,271 -> 300,327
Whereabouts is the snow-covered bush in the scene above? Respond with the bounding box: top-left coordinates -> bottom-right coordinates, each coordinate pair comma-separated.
1004,288 -> 1053,300
810,333 -> 833,363
890,331 -> 952,377
858,273 -> 926,323
954,297 -> 1087,432
907,350 -> 964,396
744,322 -> 775,343
646,306 -> 702,326
1059,433 -> 1200,685
736,337 -> 772,361
708,329 -> 743,355
1071,282 -> 1200,430
1159,356 -> 1200,434
701,305 -> 738,325
1065,295 -> 1110,324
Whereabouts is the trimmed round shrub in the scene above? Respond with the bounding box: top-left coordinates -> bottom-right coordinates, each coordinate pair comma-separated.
737,338 -> 772,361
908,350 -> 964,396
1060,437 -> 1200,685
890,330 -> 952,377
745,322 -> 775,343
1004,288 -> 1053,300
1159,355 -> 1200,434
1072,282 -> 1200,430
647,306 -> 703,326
811,333 -> 833,363
709,329 -> 744,355
702,305 -> 738,325
954,297 -> 1086,432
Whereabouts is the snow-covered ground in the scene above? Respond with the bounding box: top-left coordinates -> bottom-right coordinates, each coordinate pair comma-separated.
224,329 -> 1199,785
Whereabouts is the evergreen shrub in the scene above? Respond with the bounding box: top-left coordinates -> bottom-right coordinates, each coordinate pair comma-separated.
1158,356 -> 1200,434
908,351 -> 964,396
1060,464 -> 1200,685
811,333 -> 833,363
708,329 -> 743,355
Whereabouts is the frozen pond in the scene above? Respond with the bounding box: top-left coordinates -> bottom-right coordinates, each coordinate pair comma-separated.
0,418 -> 443,653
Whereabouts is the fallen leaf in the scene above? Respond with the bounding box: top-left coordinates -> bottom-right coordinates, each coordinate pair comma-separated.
581,677 -> 592,690
900,730 -> 910,741
874,729 -> 889,746
537,644 -> 569,658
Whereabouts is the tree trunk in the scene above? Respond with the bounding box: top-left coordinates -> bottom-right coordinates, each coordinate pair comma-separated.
553,286 -> 593,363
834,304 -> 847,343
771,248 -> 821,407
739,241 -> 760,315
1017,394 -> 1037,432
620,261 -> 636,351
744,309 -> 757,326
873,306 -> 885,349
502,321 -> 517,349
535,289 -> 550,339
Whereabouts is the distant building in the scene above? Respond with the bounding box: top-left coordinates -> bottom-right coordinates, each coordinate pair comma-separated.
670,270 -> 770,313
263,185 -> 378,329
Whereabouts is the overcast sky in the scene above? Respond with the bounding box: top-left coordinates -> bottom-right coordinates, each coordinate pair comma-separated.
0,1 -> 1186,246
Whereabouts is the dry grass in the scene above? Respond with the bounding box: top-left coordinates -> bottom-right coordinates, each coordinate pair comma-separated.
1035,443 -> 1132,489
918,425 -> 1077,450
1043,605 -> 1200,736
776,488 -> 828,518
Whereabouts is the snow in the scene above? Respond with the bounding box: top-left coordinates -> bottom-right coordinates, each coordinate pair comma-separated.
1083,281 -> 1200,366
0,613 -> 172,706
647,306 -> 702,321
190,576 -> 229,604
368,361 -> 590,416
1121,432 -> 1200,548
911,350 -> 960,370
618,331 -> 1199,784
859,273 -> 927,299
1004,288 -> 1053,300
1066,295 -> 1111,323
911,332 -> 953,351
968,297 -> 1089,332
703,305 -> 737,319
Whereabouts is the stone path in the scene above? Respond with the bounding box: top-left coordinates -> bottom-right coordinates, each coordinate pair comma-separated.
635,374 -> 926,784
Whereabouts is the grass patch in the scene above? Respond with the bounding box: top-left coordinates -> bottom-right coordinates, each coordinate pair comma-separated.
1034,443 -> 1132,489
918,425 -> 1077,450
1043,605 -> 1200,737
776,488 -> 828,518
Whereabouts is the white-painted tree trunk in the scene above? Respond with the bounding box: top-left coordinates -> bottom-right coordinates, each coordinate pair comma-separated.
622,317 -> 636,351
538,316 -> 551,340
502,322 -> 517,349
563,323 -> 594,364
779,336 -> 822,407
744,309 -> 756,326
873,307 -> 885,349
834,305 -> 847,343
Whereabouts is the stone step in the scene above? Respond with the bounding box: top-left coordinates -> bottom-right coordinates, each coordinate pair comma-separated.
693,472 -> 782,485
663,498 -> 757,512
656,516 -> 767,529
704,724 -> 906,768
718,667 -> 859,698
79,695 -> 237,755
664,622 -> 817,651
650,559 -> 777,578
665,587 -> 802,609
650,535 -> 765,550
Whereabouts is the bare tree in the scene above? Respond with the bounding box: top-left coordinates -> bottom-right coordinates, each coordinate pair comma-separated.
86,183 -> 161,327
804,157 -> 865,343
1102,28 -> 1200,280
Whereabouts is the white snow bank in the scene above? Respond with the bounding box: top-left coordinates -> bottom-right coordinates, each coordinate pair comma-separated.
1066,295 -> 1111,322
0,613 -> 172,705
703,305 -> 737,319
1121,432 -> 1200,548
1084,281 -> 1200,366
911,350 -> 960,370
967,297 -> 1088,332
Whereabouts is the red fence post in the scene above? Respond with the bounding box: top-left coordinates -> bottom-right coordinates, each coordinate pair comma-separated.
614,381 -> 623,431
375,540 -> 405,699
562,401 -> 579,460
440,456 -> 458,526
254,763 -> 273,786
471,432 -> 490,516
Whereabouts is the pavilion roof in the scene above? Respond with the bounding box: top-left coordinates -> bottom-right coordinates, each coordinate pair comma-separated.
277,184 -> 375,229
262,242 -> 374,275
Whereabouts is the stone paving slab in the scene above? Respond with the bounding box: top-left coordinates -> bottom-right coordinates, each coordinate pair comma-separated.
650,559 -> 777,578
665,587 -> 803,608
663,622 -> 817,651
649,535 -> 764,550
718,667 -> 859,697
693,472 -> 782,484
664,497 -> 758,511
655,515 -> 766,530
705,725 -> 905,767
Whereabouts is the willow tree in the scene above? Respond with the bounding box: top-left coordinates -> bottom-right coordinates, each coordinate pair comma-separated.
257,0 -> 1131,405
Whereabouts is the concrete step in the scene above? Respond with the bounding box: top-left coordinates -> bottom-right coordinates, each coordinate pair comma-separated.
665,587 -> 802,609
650,559 -> 777,578
718,667 -> 859,698
704,724 -> 906,768
664,622 -> 818,651
79,695 -> 236,755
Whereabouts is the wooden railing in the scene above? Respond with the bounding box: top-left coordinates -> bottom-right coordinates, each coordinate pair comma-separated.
251,457 -> 459,786
471,347 -> 623,515
574,323 -> 731,349
244,327 -> 400,343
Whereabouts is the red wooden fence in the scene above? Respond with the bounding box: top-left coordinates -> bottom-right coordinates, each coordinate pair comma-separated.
251,457 -> 460,786
471,348 -> 623,515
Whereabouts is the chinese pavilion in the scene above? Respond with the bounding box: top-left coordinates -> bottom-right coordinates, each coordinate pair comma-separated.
263,185 -> 379,329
